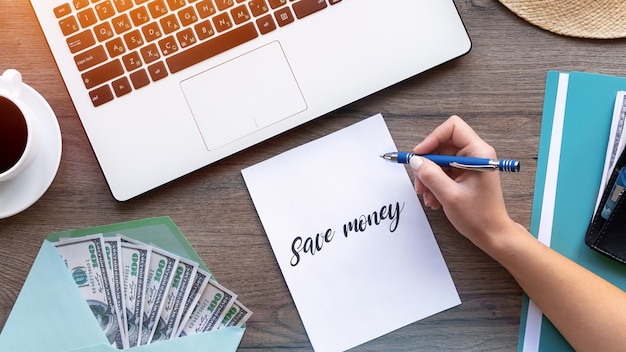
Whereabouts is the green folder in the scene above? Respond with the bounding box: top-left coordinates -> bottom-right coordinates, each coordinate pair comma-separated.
518,71 -> 626,351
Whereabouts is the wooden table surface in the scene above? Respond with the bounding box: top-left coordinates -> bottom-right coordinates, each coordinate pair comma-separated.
2,0 -> 626,350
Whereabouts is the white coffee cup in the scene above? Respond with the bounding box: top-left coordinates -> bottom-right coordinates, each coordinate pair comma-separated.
0,69 -> 39,182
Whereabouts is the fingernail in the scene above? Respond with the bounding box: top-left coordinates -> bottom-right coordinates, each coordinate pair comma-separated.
409,156 -> 423,171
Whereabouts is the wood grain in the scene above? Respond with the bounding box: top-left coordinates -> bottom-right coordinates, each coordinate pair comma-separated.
2,0 -> 626,350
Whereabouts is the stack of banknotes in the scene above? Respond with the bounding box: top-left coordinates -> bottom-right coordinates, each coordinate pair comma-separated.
53,233 -> 252,349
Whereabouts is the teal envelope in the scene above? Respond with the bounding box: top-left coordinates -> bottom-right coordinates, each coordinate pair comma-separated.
0,217 -> 245,351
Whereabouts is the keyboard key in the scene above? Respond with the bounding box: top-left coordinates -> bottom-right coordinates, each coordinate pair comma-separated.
140,43 -> 161,63
77,8 -> 98,27
148,61 -> 168,81
166,22 -> 258,73
82,59 -> 124,89
95,0 -> 116,21
67,30 -> 96,53
74,45 -> 108,71
59,16 -> 80,36
292,0 -> 327,19
176,28 -> 197,48
130,6 -> 150,26
112,76 -> 133,97
194,20 -> 215,40
54,3 -> 72,18
195,0 -> 217,18
105,37 -> 126,57
94,22 -> 115,41
89,84 -> 114,107
256,14 -> 276,34
122,51 -> 143,71
112,14 -> 133,34
267,0 -> 286,9
212,12 -> 233,32
130,69 -> 150,89
178,7 -> 199,26
160,14 -> 181,34
73,0 -> 90,10
123,29 -> 145,50
274,7 -> 294,27
248,0 -> 269,17
113,0 -> 134,12
214,0 -> 234,11
167,0 -> 186,11
231,4 -> 251,25
142,22 -> 163,42
148,0 -> 169,19
158,35 -> 179,56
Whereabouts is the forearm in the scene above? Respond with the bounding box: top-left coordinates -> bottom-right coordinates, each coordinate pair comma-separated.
481,222 -> 626,351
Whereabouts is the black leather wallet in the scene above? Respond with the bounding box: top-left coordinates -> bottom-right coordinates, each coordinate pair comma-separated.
586,148 -> 626,264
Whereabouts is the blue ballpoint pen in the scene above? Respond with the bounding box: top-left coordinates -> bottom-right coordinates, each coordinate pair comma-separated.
380,151 -> 520,172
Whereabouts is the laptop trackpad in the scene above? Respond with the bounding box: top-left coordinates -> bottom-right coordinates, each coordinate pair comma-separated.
180,41 -> 307,151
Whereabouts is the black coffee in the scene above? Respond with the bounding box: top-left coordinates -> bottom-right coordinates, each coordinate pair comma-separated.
0,96 -> 28,174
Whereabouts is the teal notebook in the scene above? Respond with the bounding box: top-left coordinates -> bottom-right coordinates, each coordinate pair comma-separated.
518,71 -> 626,351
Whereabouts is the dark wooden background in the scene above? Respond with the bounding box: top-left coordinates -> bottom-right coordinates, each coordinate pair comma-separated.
2,0 -> 626,350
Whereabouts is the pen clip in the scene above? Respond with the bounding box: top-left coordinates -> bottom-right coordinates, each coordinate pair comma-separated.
449,162 -> 498,172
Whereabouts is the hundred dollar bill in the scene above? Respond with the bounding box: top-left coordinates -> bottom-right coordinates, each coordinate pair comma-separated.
54,234 -> 124,348
103,237 -> 129,349
139,247 -> 179,345
219,300 -> 253,328
151,257 -> 198,343
179,279 -> 237,336
120,242 -> 151,348
174,269 -> 210,338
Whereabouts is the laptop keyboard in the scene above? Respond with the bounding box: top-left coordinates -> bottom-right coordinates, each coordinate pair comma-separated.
55,0 -> 341,107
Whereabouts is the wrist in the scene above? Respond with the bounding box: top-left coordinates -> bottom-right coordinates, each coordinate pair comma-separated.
472,218 -> 531,262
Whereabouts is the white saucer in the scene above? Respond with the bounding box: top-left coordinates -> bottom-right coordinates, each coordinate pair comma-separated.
0,83 -> 62,219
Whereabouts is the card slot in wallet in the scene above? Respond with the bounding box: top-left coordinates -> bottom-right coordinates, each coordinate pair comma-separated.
586,148 -> 626,263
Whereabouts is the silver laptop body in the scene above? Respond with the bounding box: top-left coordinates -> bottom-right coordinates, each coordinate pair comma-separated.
29,0 -> 471,200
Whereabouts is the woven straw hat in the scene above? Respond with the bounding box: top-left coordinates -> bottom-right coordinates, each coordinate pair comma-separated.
498,0 -> 626,39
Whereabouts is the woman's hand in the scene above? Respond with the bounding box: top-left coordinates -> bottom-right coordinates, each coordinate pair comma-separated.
410,115 -> 517,249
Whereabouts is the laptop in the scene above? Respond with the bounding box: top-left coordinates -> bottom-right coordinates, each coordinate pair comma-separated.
29,0 -> 471,201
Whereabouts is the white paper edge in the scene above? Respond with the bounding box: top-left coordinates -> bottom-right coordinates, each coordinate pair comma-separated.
522,72 -> 568,352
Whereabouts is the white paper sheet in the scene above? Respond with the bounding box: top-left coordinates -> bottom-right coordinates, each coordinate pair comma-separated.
242,114 -> 460,352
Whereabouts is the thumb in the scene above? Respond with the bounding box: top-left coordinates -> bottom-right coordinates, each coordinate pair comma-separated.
410,156 -> 458,207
